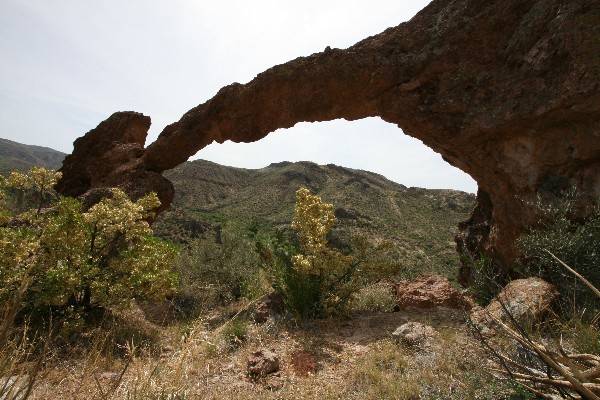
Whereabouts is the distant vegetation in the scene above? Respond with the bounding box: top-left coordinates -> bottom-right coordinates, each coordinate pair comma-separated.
155,159 -> 475,283
0,138 -> 65,175
0,139 -> 476,283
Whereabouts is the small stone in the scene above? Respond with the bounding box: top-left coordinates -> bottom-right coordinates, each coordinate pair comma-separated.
392,322 -> 438,347
252,292 -> 285,323
252,302 -> 270,323
264,375 -> 284,391
247,349 -> 280,378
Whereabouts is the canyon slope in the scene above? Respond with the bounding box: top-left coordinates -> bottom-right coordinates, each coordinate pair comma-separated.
0,139 -> 475,281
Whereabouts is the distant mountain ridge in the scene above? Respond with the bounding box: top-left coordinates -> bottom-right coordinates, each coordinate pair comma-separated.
0,138 -> 476,281
0,138 -> 66,174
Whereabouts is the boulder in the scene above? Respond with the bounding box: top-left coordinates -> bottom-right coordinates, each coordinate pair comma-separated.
471,277 -> 558,335
251,292 -> 285,324
392,322 -> 438,348
395,275 -> 473,310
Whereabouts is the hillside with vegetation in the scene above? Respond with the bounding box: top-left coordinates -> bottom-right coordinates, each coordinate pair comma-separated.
0,139 -> 476,282
0,138 -> 66,175
155,160 -> 475,281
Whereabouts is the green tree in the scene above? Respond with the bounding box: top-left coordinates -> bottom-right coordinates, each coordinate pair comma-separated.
0,167 -> 178,311
270,187 -> 402,318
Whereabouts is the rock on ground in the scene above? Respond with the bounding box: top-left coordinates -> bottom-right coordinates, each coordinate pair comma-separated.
247,349 -> 280,378
392,322 -> 439,348
395,275 -> 473,311
470,277 -> 558,335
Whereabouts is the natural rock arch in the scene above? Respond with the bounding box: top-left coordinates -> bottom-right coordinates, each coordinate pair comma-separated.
56,0 -> 600,282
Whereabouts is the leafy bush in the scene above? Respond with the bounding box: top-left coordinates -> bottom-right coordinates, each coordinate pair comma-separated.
516,191 -> 599,313
176,227 -> 263,310
267,188 -> 402,318
1,166 -> 58,215
0,167 -> 178,312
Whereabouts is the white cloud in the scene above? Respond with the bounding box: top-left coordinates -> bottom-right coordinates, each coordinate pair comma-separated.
0,0 -> 477,193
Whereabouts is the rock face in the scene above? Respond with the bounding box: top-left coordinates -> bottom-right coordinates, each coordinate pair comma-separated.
55,0 -> 600,275
55,112 -> 174,214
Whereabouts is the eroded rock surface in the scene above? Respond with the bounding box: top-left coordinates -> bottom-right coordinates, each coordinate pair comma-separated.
470,277 -> 558,335
55,112 -> 174,214
395,275 -> 473,310
56,0 -> 600,273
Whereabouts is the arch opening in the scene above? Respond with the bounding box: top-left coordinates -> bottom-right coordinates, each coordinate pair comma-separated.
195,117 -> 477,194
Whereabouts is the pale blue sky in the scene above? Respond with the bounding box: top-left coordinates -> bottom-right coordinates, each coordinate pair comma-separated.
0,0 -> 477,193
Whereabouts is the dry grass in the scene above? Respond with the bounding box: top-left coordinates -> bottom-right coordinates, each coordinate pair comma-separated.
0,278 -> 46,400
351,282 -> 397,313
10,302 -> 529,400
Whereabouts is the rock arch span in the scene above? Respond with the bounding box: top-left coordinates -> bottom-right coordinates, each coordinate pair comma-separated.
56,0 -> 600,282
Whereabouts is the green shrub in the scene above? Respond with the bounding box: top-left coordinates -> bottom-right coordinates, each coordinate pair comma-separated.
267,188 -> 403,318
0,167 -> 178,312
176,227 -> 263,309
516,191 -> 599,313
561,315 -> 600,355
462,253 -> 504,306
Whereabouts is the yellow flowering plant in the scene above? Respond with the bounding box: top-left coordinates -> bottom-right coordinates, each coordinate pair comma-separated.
0,167 -> 178,311
271,187 -> 402,318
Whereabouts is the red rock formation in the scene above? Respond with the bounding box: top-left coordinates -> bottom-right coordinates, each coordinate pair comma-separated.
56,112 -> 174,213
56,0 -> 600,278
395,275 -> 474,310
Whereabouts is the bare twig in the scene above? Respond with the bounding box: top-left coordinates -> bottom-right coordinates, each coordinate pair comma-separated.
545,250 -> 600,299
474,254 -> 600,399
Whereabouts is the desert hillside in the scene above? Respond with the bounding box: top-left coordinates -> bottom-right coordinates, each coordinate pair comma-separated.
156,159 -> 475,281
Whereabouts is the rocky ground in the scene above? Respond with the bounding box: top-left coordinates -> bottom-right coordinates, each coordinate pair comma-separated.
25,276 -> 550,399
